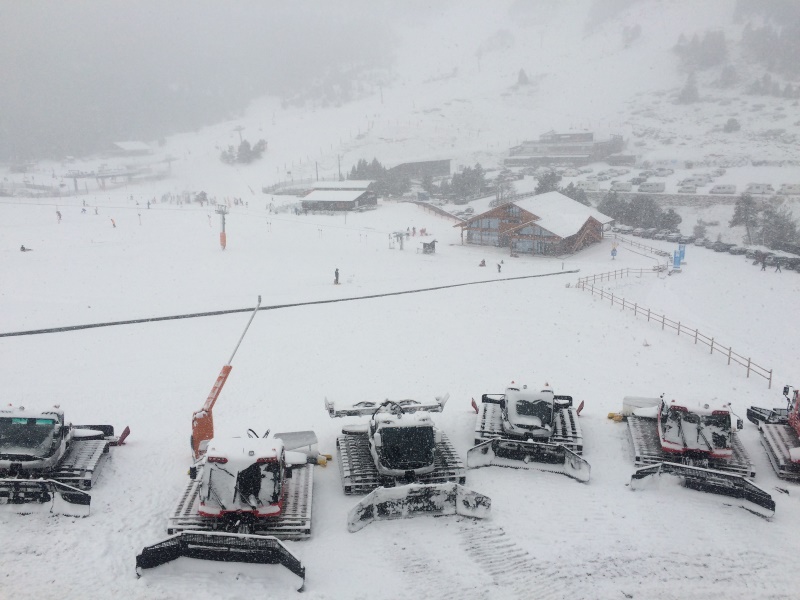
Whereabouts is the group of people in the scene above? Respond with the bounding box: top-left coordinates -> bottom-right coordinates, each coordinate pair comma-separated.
478,259 -> 503,272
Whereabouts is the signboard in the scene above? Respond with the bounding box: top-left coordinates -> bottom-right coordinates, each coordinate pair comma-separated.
673,250 -> 681,271
679,243 -> 686,262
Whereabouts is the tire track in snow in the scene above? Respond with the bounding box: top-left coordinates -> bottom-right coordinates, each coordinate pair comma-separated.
459,519 -> 796,600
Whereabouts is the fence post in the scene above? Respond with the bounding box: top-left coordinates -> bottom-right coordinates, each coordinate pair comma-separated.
727,347 -> 732,365
677,321 -> 680,336
710,338 -> 714,355
662,315 -> 665,330
768,369 -> 772,389
694,329 -> 698,344
611,292 -> 614,307
647,308 -> 651,322
746,357 -> 751,378
634,303 -> 637,317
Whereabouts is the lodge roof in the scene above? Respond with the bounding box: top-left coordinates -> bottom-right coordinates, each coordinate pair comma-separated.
302,189 -> 367,202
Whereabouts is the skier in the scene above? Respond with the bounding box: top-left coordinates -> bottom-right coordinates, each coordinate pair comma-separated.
497,263 -> 502,273
775,261 -> 782,273
761,257 -> 767,271
95,207 -> 99,215
334,268 -> 340,285
56,210 -> 62,223
81,208 -> 87,214
479,259 -> 486,267
111,218 -> 116,228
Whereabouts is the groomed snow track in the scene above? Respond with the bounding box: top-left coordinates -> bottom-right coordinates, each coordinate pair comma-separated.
335,431 -> 465,495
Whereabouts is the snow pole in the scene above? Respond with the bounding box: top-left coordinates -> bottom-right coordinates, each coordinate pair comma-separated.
216,205 -> 228,250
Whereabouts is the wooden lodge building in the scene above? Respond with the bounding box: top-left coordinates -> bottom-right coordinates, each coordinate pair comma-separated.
301,187 -> 377,211
455,191 -> 613,256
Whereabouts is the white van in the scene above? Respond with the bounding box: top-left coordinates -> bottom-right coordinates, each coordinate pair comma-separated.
778,184 -> 800,195
678,185 -> 697,194
611,181 -> 632,192
745,183 -> 775,194
681,176 -> 709,187
638,182 -> 665,193
617,225 -> 634,234
710,184 -> 737,194
576,181 -> 598,191
691,173 -> 713,185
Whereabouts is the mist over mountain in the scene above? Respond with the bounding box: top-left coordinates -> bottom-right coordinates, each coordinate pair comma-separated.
0,1 -> 396,160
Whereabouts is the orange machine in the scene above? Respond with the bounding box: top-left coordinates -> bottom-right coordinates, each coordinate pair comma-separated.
190,296 -> 261,460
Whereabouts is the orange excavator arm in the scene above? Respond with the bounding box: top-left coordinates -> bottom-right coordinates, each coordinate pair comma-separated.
191,296 -> 261,460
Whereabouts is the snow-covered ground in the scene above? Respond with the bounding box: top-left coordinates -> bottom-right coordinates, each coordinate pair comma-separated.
2,188 -> 800,600
3,2 -> 800,598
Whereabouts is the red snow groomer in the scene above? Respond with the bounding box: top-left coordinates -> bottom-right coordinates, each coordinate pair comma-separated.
136,297 -> 327,591
748,385 -> 800,481
623,395 -> 775,518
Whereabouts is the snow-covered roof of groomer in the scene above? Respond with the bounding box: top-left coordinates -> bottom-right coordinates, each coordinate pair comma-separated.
302,189 -> 367,201
514,191 -> 613,238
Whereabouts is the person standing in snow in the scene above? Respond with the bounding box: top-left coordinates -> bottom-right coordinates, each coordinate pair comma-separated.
334,268 -> 340,285
56,210 -> 62,223
111,218 -> 116,228
761,257 -> 767,271
497,263 -> 502,273
775,261 -> 782,273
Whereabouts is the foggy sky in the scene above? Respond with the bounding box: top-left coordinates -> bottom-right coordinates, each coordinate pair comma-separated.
0,1 -> 402,160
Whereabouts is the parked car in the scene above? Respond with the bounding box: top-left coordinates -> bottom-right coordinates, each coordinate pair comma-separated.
713,242 -> 734,252
703,239 -> 717,248
632,228 -> 645,236
630,177 -> 647,185
765,254 -> 787,266
666,233 -> 682,242
654,168 -> 674,177
745,249 -> 759,259
782,257 -> 800,270
641,228 -> 658,238
728,245 -> 747,255
678,185 -> 697,194
653,230 -> 669,240
679,235 -> 696,244
712,168 -> 727,176
694,238 -> 707,246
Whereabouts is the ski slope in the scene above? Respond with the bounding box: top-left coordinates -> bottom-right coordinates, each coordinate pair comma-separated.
2,193 -> 800,599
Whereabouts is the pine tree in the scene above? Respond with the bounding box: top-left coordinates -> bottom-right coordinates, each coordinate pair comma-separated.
535,171 -> 561,195
729,193 -> 760,245
517,69 -> 529,86
659,208 -> 682,230
758,204 -> 797,248
560,182 -> 590,206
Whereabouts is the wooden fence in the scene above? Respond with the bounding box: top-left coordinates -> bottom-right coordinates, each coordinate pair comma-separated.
578,279 -> 773,388
577,267 -> 665,287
